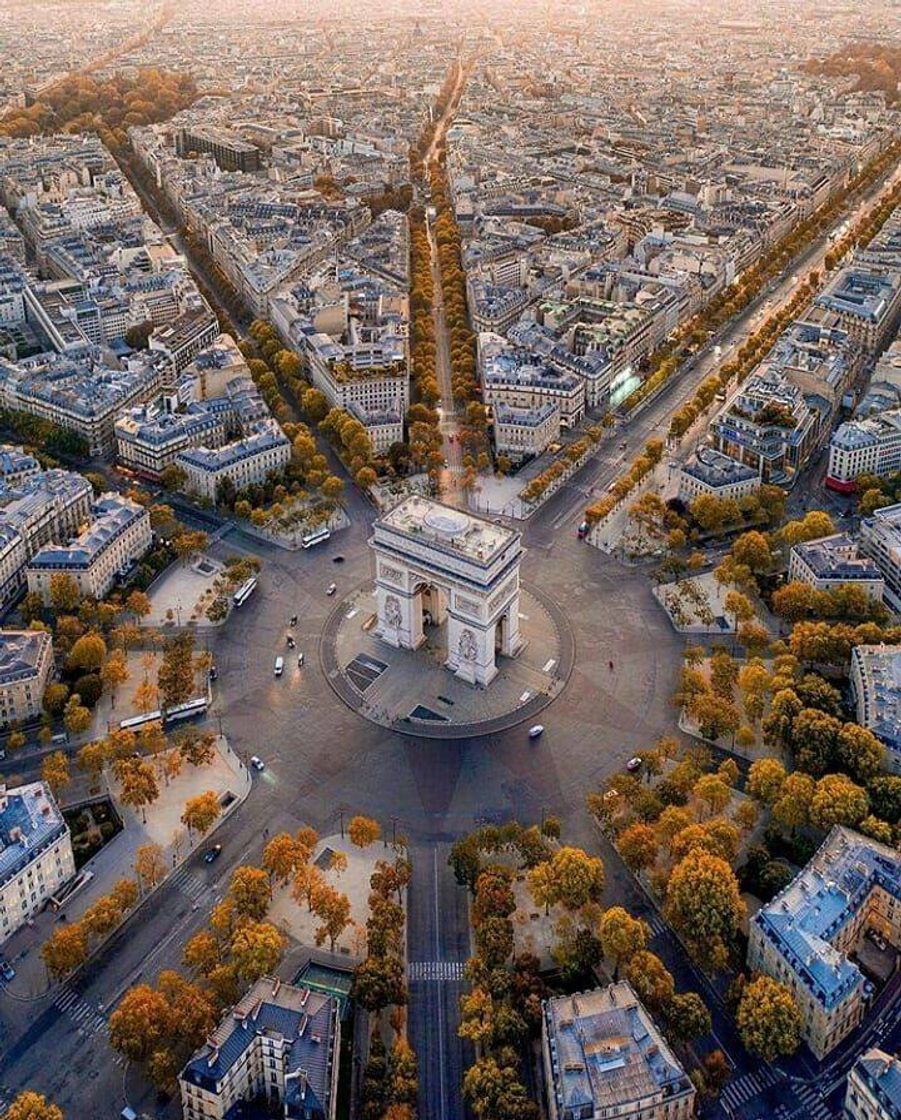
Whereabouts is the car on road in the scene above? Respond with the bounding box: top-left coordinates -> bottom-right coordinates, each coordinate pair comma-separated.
528,724 -> 544,740
274,656 -> 284,677
297,652 -> 305,667
286,635 -> 296,649
250,756 -> 265,772
626,756 -> 643,772
203,844 -> 222,864
1,959 -> 15,982
577,520 -> 590,539
288,614 -> 298,626
332,555 -> 345,564
326,583 -> 337,596
209,665 -> 218,681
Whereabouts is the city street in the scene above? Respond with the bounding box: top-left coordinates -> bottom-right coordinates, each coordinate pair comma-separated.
0,491 -> 685,1117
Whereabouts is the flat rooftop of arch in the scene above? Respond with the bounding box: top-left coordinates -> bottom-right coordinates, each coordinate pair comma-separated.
375,495 -> 519,565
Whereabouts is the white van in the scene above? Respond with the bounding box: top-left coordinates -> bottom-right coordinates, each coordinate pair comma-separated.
274,656 -> 284,677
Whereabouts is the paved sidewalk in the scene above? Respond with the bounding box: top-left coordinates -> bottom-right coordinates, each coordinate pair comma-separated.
1,736 -> 249,1000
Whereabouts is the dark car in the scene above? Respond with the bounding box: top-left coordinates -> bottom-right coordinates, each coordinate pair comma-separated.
203,844 -> 222,864
1,960 -> 15,982
332,555 -> 345,564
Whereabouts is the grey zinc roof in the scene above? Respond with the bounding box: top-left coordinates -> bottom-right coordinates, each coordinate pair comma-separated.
181,979 -> 337,1120
0,782 -> 67,891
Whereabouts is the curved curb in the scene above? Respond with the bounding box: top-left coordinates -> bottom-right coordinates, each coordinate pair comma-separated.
320,579 -> 575,740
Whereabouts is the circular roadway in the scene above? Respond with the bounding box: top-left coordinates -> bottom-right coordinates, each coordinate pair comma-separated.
320,580 -> 575,739
203,499 -> 684,843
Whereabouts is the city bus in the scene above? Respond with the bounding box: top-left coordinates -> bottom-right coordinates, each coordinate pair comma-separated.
164,697 -> 210,726
118,710 -> 163,732
232,577 -> 258,607
302,527 -> 331,549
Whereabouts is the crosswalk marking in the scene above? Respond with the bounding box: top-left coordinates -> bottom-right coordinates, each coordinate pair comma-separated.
170,866 -> 208,902
794,1082 -> 833,1120
646,914 -> 667,937
54,983 -> 108,1036
408,960 -> 466,981
721,1067 -> 782,1111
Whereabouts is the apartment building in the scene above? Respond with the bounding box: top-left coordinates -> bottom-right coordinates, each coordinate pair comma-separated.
826,410 -> 901,492
788,533 -> 885,601
0,353 -> 162,459
115,399 -> 233,479
747,827 -> 901,1060
677,448 -> 760,503
179,975 -> 340,1120
26,494 -> 151,604
0,630 -> 53,727
850,645 -> 901,776
0,446 -> 40,488
176,126 -> 262,173
301,331 -> 409,415
814,267 -> 901,355
845,1049 -> 901,1120
860,504 -> 901,603
177,420 -> 291,502
759,320 -> 860,420
0,464 -> 93,609
710,373 -> 822,484
542,982 -> 696,1120
0,781 -> 75,947
346,403 -> 402,454
149,305 -> 220,381
493,401 -> 560,462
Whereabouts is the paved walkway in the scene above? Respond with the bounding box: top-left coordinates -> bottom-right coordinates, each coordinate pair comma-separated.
1,737 -> 248,1000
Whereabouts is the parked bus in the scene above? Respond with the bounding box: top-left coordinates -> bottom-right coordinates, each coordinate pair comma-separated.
164,697 -> 210,726
232,577 -> 258,607
119,710 -> 163,732
302,526 -> 331,549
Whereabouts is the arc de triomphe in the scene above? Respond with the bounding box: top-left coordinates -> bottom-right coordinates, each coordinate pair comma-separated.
369,496 -> 524,687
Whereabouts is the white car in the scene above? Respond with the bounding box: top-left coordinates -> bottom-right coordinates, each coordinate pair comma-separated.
326,583 -> 337,596
250,756 -> 265,772
626,756 -> 643,772
528,724 -> 544,740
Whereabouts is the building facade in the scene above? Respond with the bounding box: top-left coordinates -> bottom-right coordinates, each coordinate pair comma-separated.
845,1049 -> 901,1120
850,645 -> 901,775
677,448 -> 760,503
787,534 -> 885,601
26,494 -> 151,603
747,827 -> 901,1060
0,781 -> 75,946
177,420 -> 291,502
826,410 -> 901,492
860,504 -> 901,603
179,975 -> 340,1120
0,630 -> 53,727
493,401 -> 560,462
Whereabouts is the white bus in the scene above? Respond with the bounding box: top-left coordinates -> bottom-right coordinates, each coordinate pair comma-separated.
232,577 -> 258,607
119,710 -> 163,732
164,697 -> 210,725
302,527 -> 330,549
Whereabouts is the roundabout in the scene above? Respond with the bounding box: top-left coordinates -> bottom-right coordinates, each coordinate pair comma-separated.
321,578 -> 574,739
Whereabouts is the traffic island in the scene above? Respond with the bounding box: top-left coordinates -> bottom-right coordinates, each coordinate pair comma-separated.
321,580 -> 574,739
